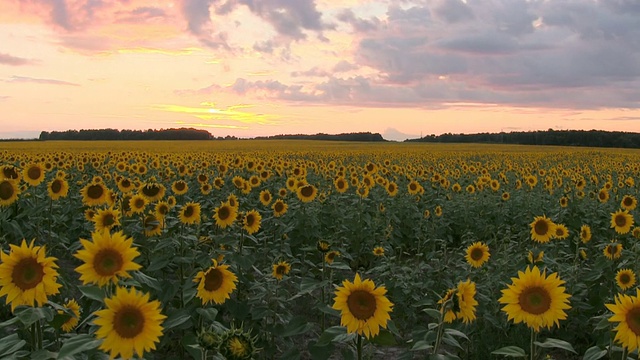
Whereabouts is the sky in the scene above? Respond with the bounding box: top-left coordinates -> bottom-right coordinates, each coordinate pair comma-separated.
1,0 -> 640,141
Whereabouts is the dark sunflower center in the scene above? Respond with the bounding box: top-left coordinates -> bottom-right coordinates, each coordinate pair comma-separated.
626,307 -> 640,336
300,186 -> 314,197
175,182 -> 186,191
620,273 -> 631,284
87,184 -> 104,199
121,179 -> 130,188
615,214 -> 627,227
624,197 -> 634,206
157,205 -> 168,215
337,180 -> 345,189
184,206 -> 194,217
218,206 -> 230,220
12,257 -> 45,290
388,184 -> 396,192
143,185 -> 160,197
276,265 -> 287,275
93,249 -> 124,276
556,228 -> 564,236
409,183 -> 417,191
134,199 -> 145,208
534,220 -> 548,235
103,214 -> 116,226
198,175 -> 207,182
246,214 -> 255,226
347,290 -> 377,320
327,253 -> 336,261
204,268 -> 223,291
51,180 -> 62,193
470,248 -> 484,261
0,181 -> 14,200
608,245 -> 617,254
113,306 -> 145,339
518,286 -> 551,315
599,191 -> 607,200
27,167 -> 41,180
263,194 -> 270,201
274,203 -> 284,212
581,230 -> 588,238
3,167 -> 18,179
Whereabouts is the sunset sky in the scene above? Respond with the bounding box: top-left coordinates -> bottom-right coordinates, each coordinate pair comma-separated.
1,0 -> 640,141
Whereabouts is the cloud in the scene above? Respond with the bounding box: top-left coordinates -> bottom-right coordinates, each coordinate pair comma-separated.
152,103 -> 281,125
0,95 -> 9,101
116,6 -> 167,22
0,53 -> 35,66
336,9 -> 381,32
6,75 -> 80,86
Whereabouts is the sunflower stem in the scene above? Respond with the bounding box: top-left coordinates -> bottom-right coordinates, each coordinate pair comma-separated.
621,347 -> 628,360
356,334 -> 363,360
321,254 -> 326,332
530,328 -> 537,360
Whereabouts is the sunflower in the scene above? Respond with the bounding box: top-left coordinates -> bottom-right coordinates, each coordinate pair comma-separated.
616,269 -> 637,291
580,249 -> 588,260
499,266 -> 571,332
0,239 -> 62,311
193,259 -> 238,305
356,185 -> 369,198
332,273 -> 393,339
272,199 -> 288,217
559,196 -> 568,208
243,210 -> 262,234
74,230 -> 142,287
325,250 -> 340,264
171,180 -> 189,195
297,184 -> 317,203
501,192 -> 510,201
621,195 -> 638,211
334,177 -> 349,193
46,177 -> 69,200
317,240 -> 330,253
0,178 -> 20,207
227,193 -> 239,209
606,289 -> 640,352
272,261 -> 291,281
434,205 -> 443,217
116,177 -> 135,194
527,250 -> 544,265
580,225 -> 592,244
372,246 -> 385,257
456,279 -> 478,324
604,242 -> 623,260
81,182 -> 109,207
407,180 -> 422,195
466,185 -> 475,194
179,202 -> 201,225
154,201 -> 170,220
94,286 -> 166,359
143,213 -> 162,237
129,194 -> 148,214
530,215 -> 555,244
611,209 -> 634,234
258,190 -> 272,206
140,182 -> 165,202
22,163 -> 46,186
634,227 -> 640,239
218,327 -> 258,360
92,207 -> 121,232
465,242 -> 490,268
213,202 -> 237,229
2,165 -> 20,181
438,289 -> 457,323
598,188 -> 610,203
59,299 -> 81,332
552,224 -> 569,240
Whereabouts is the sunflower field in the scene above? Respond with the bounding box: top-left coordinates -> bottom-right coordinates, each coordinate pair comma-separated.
1,140 -> 640,360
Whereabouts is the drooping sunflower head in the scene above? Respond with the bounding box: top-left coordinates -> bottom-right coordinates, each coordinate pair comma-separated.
74,230 -> 142,287
580,225 -> 592,244
604,242 -> 624,260
498,266 -> 571,332
179,202 -> 202,225
606,289 -> 640,352
2,165 -> 20,181
332,273 -> 393,339
59,299 -> 81,333
325,250 -> 340,264
193,259 -> 238,305
0,239 -> 62,311
243,210 -> 261,235
140,182 -> 166,202
93,286 -> 166,360
465,242 -> 490,268
611,210 -> 634,235
616,269 -> 637,291
530,215 -> 555,243
272,261 -> 291,281
0,178 -> 20,207
143,213 -> 162,237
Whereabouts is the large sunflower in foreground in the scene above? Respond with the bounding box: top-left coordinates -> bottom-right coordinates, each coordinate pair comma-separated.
213,202 -> 237,229
606,289 -> 640,352
465,242 -> 490,268
0,239 -> 62,311
530,215 -> 555,244
193,260 -> 238,305
332,273 -> 393,339
74,230 -> 142,287
94,286 -> 166,359
611,209 -> 634,235
499,266 -> 571,332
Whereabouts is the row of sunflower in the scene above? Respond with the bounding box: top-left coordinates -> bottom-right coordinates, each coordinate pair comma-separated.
1,142 -> 640,359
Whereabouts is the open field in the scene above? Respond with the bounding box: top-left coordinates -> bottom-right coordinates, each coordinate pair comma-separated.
1,140 -> 640,359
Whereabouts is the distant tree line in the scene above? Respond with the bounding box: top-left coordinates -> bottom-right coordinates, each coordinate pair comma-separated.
406,129 -> 640,148
39,128 -> 213,141
254,132 -> 386,142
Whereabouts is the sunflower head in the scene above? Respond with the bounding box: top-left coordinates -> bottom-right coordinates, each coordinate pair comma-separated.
219,325 -> 259,360
606,289 -> 640,352
193,259 -> 238,305
179,202 -> 202,225
465,242 -> 490,268
611,210 -> 634,235
0,178 -> 20,207
372,246 -> 385,257
272,261 -> 291,281
616,269 -> 637,291
59,299 -> 81,332
604,242 -> 623,260
530,215 -> 555,244
243,210 -> 261,235
580,225 -> 592,244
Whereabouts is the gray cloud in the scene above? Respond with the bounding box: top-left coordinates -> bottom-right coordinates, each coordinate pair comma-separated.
7,75 -> 80,86
117,6 -> 167,22
0,53 -> 35,66
336,9 -> 381,32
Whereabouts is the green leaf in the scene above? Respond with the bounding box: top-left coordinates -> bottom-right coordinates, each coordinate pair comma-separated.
163,309 -> 192,331
30,349 -> 57,359
583,346 -> 607,360
132,271 -> 161,290
15,306 -> 55,327
0,334 -> 26,357
299,277 -> 329,295
279,347 -> 301,360
57,334 -> 102,359
308,341 -> 334,360
594,316 -> 610,330
78,285 -> 106,303
369,329 -> 396,346
491,346 -> 527,358
281,316 -> 313,337
315,326 -> 346,346
422,308 -> 442,321
196,307 -> 219,322
410,340 -> 433,351
444,328 -> 469,341
534,338 -> 577,354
